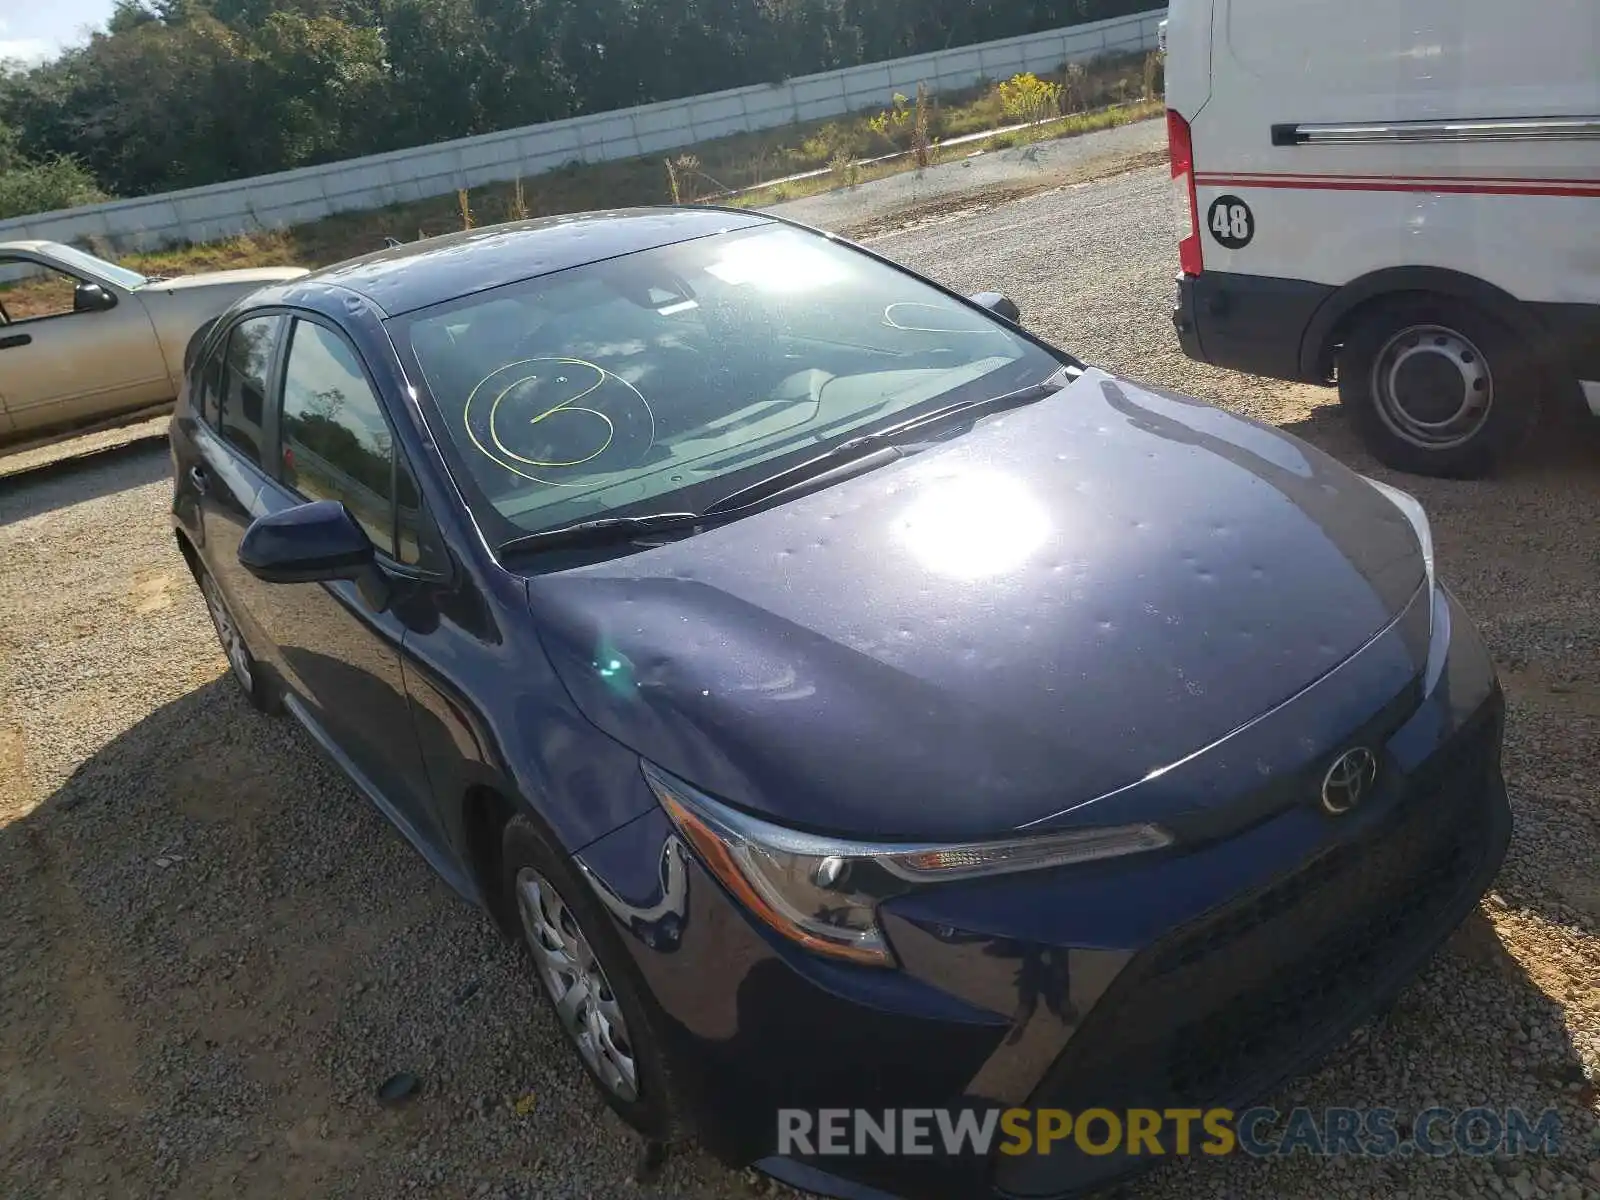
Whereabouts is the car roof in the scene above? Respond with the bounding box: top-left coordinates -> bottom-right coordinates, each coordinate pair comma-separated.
0,240 -> 61,254
274,207 -> 774,319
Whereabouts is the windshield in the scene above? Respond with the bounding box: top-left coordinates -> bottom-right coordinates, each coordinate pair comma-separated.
46,243 -> 147,290
394,224 -> 1066,544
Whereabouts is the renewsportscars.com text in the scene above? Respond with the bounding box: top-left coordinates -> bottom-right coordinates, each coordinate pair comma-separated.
777,1106 -> 1563,1159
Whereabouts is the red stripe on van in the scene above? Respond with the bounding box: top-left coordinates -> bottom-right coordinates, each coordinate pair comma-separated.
1194,174 -> 1600,198
1197,170 -> 1599,185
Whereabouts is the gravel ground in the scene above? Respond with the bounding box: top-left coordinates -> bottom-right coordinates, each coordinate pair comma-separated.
1,161 -> 1596,1200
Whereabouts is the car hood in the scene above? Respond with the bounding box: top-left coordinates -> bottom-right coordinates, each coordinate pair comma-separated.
527,368 -> 1426,841
137,266 -> 309,293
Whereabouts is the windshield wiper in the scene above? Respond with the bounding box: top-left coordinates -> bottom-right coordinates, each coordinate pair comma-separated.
704,369 -> 1073,517
497,512 -> 703,557
496,369 -> 1074,557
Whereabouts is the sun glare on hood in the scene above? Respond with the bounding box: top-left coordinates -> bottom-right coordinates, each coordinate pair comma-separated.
894,470 -> 1052,581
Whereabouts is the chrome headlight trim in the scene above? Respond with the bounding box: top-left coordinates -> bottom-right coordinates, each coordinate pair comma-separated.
1362,475 -> 1446,692
644,761 -> 1173,966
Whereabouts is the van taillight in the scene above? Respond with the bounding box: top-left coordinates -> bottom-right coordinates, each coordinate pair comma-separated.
1167,109 -> 1203,276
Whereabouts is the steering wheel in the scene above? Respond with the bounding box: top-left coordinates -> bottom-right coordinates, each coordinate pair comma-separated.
461,357 -> 657,487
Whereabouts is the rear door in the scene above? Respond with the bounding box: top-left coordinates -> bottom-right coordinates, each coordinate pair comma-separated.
191,313 -> 289,657
1159,0 -> 1213,124
0,250 -> 169,434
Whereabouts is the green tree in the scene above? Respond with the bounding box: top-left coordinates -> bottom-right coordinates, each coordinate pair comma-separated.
0,0 -> 1155,203
0,116 -> 108,219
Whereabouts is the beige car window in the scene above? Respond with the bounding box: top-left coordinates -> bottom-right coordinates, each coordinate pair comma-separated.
0,257 -> 82,323
280,320 -> 398,557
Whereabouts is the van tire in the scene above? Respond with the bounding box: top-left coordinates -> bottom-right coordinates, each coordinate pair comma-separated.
1337,293 -> 1539,478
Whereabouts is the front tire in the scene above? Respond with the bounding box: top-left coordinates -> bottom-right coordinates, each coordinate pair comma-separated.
500,816 -> 682,1140
1337,293 -> 1540,478
198,568 -> 277,713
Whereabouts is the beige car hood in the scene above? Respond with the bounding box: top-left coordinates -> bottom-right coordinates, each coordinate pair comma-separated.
137,266 -> 309,293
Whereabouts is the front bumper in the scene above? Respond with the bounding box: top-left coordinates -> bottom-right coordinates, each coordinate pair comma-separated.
994,691 -> 1508,1197
577,589 -> 1510,1200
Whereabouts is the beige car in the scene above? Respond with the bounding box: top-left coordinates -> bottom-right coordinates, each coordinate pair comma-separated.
0,241 -> 308,443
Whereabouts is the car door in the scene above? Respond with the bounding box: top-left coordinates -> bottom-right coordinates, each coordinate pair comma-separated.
0,251 -> 169,435
190,313 -> 285,636
224,313 -> 444,847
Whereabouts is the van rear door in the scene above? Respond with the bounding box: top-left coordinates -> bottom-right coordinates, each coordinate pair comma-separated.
1160,0 -> 1212,121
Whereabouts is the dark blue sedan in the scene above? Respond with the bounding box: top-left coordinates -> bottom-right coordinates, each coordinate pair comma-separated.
170,208 -> 1510,1199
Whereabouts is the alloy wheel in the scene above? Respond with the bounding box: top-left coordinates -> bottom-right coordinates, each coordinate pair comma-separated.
515,867 -> 639,1102
200,573 -> 255,693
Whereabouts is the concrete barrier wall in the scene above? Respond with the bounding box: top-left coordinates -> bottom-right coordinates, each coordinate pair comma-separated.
0,8 -> 1165,253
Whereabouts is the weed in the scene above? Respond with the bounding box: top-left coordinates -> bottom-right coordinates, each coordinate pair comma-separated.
457,188 -> 474,230
868,93 -> 914,151
912,83 -> 933,170
1063,62 -> 1088,114
665,153 -> 704,203
1142,51 -> 1164,101
997,72 -> 1063,126
507,176 -> 531,221
801,121 -> 869,163
828,148 -> 860,187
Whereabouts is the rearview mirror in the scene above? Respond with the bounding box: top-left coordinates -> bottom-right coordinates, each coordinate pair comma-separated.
969,291 -> 1021,324
73,282 -> 117,313
239,500 -> 375,585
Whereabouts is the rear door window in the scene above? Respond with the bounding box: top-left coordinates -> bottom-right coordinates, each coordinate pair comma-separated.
196,343 -> 225,428
218,316 -> 284,465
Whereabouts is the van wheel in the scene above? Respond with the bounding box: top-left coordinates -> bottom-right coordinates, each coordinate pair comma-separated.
1337,294 -> 1539,478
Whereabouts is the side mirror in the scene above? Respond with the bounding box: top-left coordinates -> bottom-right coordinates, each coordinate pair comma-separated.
73,282 -> 117,313
239,500 -> 375,585
969,291 -> 1021,324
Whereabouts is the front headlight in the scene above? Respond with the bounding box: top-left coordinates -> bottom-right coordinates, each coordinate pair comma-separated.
1363,476 -> 1435,600
1362,476 -> 1448,692
643,762 -> 1172,967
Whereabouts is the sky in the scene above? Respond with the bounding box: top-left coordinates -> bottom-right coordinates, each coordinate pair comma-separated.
0,0 -> 116,65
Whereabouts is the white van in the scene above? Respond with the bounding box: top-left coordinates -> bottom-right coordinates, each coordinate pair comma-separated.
1164,0 -> 1599,477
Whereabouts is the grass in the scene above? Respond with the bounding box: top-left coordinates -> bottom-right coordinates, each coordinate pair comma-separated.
120,51 -> 1163,277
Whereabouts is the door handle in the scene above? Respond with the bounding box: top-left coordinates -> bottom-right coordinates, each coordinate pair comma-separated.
0,333 -> 31,350
189,465 -> 210,494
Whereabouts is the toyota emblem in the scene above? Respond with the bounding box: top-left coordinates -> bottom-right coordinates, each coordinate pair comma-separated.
1321,748 -> 1378,815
